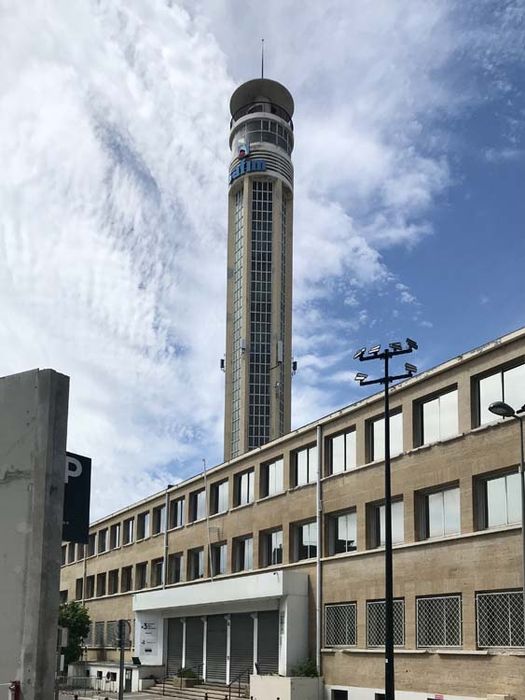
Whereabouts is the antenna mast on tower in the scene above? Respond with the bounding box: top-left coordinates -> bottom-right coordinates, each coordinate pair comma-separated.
261,38 -> 264,78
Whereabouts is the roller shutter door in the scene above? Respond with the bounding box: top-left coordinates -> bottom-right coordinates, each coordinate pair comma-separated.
257,610 -> 279,674
166,618 -> 183,677
206,615 -> 227,683
230,613 -> 254,682
185,617 -> 204,672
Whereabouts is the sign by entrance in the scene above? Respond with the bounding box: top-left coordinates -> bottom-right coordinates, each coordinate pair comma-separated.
229,158 -> 266,184
62,452 -> 92,544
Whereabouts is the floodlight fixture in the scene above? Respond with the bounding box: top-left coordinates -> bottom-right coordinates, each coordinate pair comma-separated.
406,337 -> 418,350
355,372 -> 368,383
488,401 -> 516,418
405,362 -> 417,374
368,344 -> 381,355
389,342 -> 402,352
353,347 -> 367,360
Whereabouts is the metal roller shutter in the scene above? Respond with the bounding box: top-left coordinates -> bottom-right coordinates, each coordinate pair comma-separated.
206,615 -> 227,683
185,617 -> 204,673
166,618 -> 183,677
257,610 -> 279,674
230,613 -> 254,683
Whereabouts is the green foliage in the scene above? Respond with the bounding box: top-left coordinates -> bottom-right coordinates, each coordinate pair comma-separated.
58,601 -> 91,666
290,658 -> 319,677
176,667 -> 198,678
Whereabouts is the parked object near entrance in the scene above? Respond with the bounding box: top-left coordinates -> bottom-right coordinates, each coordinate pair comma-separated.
250,674 -> 323,700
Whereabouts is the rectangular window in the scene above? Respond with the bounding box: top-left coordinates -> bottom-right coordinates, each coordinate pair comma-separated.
211,542 -> 227,576
167,553 -> 183,584
85,575 -> 95,599
61,545 -> 67,566
121,566 -> 133,592
370,411 -> 403,461
325,603 -> 357,647
189,489 -> 206,522
261,458 -> 284,497
169,498 -> 184,528
477,363 -> 525,426
294,445 -> 318,486
327,510 -> 357,555
106,621 -> 118,648
108,569 -> 119,595
295,521 -> 317,561
367,599 -> 405,647
486,472 -> 521,528
59,589 -> 68,604
477,590 -> 524,648
233,536 -> 253,572
151,558 -> 164,586
135,562 -> 148,590
97,529 -> 107,554
261,529 -> 283,567
417,486 -> 460,539
110,523 -> 121,549
75,578 -> 83,601
416,595 -> 462,648
123,517 -> 134,545
76,544 -> 85,561
67,543 -> 75,563
210,480 -> 229,515
417,388 -> 458,445
327,430 -> 357,475
96,572 -> 106,597
94,621 -> 105,648
234,469 -> 255,506
369,500 -> 404,547
87,533 -> 95,557
152,505 -> 166,535
137,511 -> 150,540
188,548 -> 204,580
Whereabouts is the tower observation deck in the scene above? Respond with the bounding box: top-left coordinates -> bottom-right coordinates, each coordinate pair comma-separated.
224,78 -> 295,461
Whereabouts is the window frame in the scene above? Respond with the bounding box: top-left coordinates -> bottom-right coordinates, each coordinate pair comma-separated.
416,594 -> 462,649
324,602 -> 358,647
189,488 -> 206,522
415,483 -> 460,540
475,468 -> 521,530
294,520 -> 318,561
260,457 -> 284,498
413,385 -> 459,447
367,498 -> 404,548
123,517 -> 134,545
234,469 -> 255,507
368,410 -> 403,462
233,535 -> 254,572
293,444 -> 318,487
366,598 -> 405,647
210,479 -> 229,515
326,508 -> 357,555
326,428 -> 357,476
136,511 -> 150,540
210,542 -> 228,576
473,360 -> 525,428
188,547 -> 205,580
261,528 -> 283,567
169,497 -> 185,529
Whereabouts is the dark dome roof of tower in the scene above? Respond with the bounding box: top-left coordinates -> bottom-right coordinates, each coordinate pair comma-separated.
230,79 -> 294,119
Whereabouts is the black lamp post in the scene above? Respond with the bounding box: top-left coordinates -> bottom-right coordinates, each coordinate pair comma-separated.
354,339 -> 419,700
488,400 -> 525,644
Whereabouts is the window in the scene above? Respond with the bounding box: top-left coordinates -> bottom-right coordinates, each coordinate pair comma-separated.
123,517 -> 134,545
477,590 -> 524,648
233,536 -> 253,572
167,553 -> 183,584
327,510 -> 357,555
96,572 -> 106,597
151,558 -> 164,586
106,621 -> 118,648
85,575 -> 95,599
210,480 -> 229,515
295,521 -> 317,561
137,511 -> 150,540
97,529 -> 107,554
87,533 -> 96,556
211,542 -> 227,575
369,411 -> 403,461
476,470 -> 520,529
416,595 -> 462,648
294,444 -> 318,486
189,489 -> 206,522
368,499 -> 404,547
75,578 -> 83,601
108,569 -> 119,595
76,544 -> 85,561
94,621 -> 105,648
59,590 -> 68,604
367,599 -> 405,647
417,485 -> 460,539
135,562 -> 148,590
67,543 -> 75,564
261,458 -> 284,497
327,430 -> 356,475
234,469 -> 255,506
325,603 -> 357,647
110,523 -> 121,549
152,505 -> 166,535
261,529 -> 283,566
61,545 -> 67,566
169,498 -> 184,528
416,388 -> 458,445
121,566 -> 133,592
477,363 -> 525,426
188,548 -> 204,580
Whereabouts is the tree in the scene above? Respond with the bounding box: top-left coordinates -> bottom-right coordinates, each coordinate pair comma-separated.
58,601 -> 91,666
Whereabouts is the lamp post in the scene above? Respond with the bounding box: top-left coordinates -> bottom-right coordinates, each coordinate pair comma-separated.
354,339 -> 418,700
488,401 -> 525,643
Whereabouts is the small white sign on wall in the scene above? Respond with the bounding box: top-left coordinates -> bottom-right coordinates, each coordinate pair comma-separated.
140,620 -> 158,656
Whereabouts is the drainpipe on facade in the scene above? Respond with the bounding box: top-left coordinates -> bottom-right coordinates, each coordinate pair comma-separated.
316,424 -> 323,679
163,486 -> 170,589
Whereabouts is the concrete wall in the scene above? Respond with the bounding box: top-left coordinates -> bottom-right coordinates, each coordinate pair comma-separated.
0,369 -> 69,699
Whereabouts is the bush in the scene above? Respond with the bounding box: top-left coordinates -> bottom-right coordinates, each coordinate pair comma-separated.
290,658 -> 319,677
176,667 -> 198,679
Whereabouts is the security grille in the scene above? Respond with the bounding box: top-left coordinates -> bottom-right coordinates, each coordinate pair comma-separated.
367,599 -> 404,647
94,621 -> 105,648
416,595 -> 462,648
85,622 -> 94,647
477,590 -> 525,648
325,603 -> 357,647
106,621 -> 118,647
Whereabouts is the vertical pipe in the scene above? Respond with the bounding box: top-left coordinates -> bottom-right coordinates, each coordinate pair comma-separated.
384,352 -> 395,700
315,424 -> 323,677
518,417 -> 525,646
163,488 -> 170,589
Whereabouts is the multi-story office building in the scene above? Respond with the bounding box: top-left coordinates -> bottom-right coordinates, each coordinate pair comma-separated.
223,78 -> 294,460
60,326 -> 525,699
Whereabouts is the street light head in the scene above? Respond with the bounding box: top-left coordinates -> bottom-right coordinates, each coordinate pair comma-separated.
355,372 -> 368,383
405,362 -> 417,375
368,344 -> 381,355
488,401 -> 516,418
406,337 -> 418,351
353,347 -> 366,360
389,342 -> 402,352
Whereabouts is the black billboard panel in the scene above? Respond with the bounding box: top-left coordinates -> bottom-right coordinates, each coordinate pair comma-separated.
63,452 -> 92,544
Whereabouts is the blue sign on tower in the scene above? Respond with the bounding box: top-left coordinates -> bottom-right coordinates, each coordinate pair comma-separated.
229,158 -> 267,184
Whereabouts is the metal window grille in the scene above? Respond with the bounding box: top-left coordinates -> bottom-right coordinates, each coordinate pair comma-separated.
325,603 -> 357,646
106,621 -> 118,647
477,590 -> 525,648
85,622 -> 94,647
416,595 -> 462,648
367,599 -> 404,647
94,621 -> 105,648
